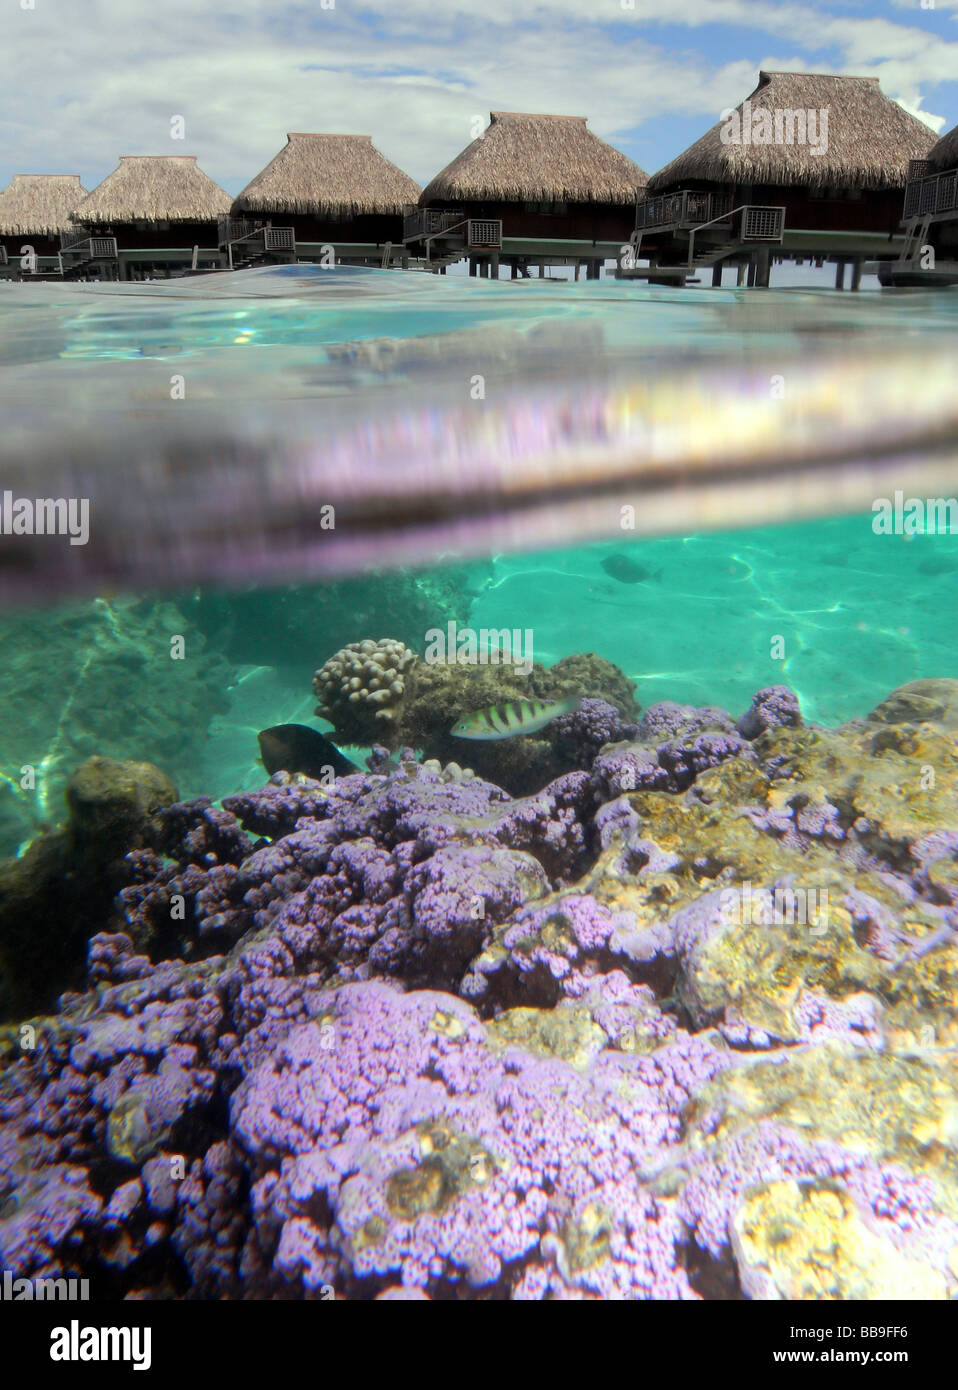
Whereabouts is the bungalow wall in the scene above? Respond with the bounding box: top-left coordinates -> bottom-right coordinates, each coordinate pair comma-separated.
927,217 -> 958,258
646,181 -> 906,236
0,232 -> 62,259
422,198 -> 636,243
240,211 -> 404,246
80,220 -> 222,250
745,185 -> 904,235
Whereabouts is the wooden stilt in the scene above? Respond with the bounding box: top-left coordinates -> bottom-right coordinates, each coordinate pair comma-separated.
737,261 -> 747,287
850,257 -> 863,291
711,262 -> 723,287
834,259 -> 845,291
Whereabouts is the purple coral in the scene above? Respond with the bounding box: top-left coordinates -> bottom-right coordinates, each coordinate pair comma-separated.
463,892 -> 664,1007
591,701 -> 756,800
232,980 -> 726,1297
549,697 -> 638,768
735,686 -> 803,739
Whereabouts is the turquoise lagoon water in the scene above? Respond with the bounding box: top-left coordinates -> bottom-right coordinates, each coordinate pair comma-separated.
1,265 -> 957,806
182,513 -> 958,803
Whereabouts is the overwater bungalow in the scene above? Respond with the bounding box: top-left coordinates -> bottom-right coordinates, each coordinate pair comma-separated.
228,133 -> 420,267
629,71 -> 936,288
409,111 -> 647,277
0,175 -> 87,277
882,121 -> 958,287
64,155 -> 232,280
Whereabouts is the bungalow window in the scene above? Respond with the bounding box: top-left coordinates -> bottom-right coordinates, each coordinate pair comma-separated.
522,200 -> 568,214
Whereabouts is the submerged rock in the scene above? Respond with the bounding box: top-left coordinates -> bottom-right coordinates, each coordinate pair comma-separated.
0,757 -> 177,1019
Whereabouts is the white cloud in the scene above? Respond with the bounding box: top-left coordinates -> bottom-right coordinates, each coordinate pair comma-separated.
0,0 -> 954,190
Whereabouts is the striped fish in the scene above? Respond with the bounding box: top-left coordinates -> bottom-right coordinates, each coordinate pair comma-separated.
450,695 -> 580,741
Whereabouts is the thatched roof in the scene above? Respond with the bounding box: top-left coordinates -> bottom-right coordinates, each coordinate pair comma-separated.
419,111 -> 647,205
72,156 -> 231,224
232,134 -> 420,216
0,175 -> 87,236
647,72 -> 937,192
927,121 -> 958,173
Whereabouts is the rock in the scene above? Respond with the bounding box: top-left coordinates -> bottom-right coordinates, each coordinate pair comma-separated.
732,1178 -> 947,1300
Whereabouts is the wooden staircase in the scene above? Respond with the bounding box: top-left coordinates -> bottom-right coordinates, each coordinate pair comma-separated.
897,215 -> 932,270
229,249 -> 271,271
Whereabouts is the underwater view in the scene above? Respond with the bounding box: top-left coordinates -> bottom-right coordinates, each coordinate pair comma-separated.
1,264 -> 958,1315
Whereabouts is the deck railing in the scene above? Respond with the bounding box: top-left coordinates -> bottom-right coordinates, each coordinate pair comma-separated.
264,227 -> 295,252
403,208 -> 465,242
404,211 -> 502,251
59,233 -> 117,260
740,206 -> 786,242
903,167 -> 957,221
60,226 -> 91,251
467,219 -> 501,248
636,191 -> 734,232
218,216 -> 258,247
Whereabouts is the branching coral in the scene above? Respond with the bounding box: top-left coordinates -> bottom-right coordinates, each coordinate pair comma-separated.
312,639 -> 418,744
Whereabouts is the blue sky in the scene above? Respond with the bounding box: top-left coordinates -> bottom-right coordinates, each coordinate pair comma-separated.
0,0 -> 955,195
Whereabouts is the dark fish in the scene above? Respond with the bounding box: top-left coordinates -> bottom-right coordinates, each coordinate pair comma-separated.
600,554 -> 662,585
258,724 -> 359,779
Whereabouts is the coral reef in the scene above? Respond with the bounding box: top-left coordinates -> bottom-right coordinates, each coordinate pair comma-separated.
312,636 -> 639,795
2,678 -> 958,1300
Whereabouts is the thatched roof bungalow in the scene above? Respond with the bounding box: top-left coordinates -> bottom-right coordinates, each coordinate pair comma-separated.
0,174 -> 87,257
897,118 -> 958,275
645,71 -> 936,237
419,111 -> 646,245
71,155 -> 232,250
926,121 -> 958,174
232,133 -> 420,258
